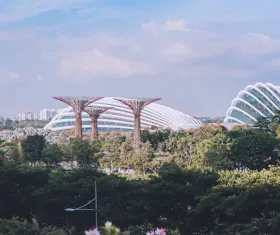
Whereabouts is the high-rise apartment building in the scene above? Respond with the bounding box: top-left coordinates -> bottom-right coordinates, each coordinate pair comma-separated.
39,109 -> 58,121
18,112 -> 33,121
33,113 -> 40,120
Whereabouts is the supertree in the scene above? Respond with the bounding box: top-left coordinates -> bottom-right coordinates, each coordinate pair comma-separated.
83,107 -> 112,140
52,96 -> 104,138
114,98 -> 161,145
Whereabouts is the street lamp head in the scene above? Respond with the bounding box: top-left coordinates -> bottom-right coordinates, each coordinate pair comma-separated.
65,208 -> 75,212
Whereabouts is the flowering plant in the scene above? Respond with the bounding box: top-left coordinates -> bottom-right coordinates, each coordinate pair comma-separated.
85,222 -> 166,235
85,228 -> 100,235
147,228 -> 166,235
85,221 -> 120,235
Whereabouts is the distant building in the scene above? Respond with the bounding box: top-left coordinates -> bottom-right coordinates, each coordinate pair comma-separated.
33,113 -> 40,120
18,112 -> 34,121
195,116 -> 225,123
3,116 -> 18,121
39,109 -> 58,121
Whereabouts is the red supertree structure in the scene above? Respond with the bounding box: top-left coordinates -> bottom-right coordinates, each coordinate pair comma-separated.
114,97 -> 161,145
83,107 -> 112,140
52,96 -> 104,138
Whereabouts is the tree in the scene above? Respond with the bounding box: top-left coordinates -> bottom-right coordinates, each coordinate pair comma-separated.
4,119 -> 13,128
142,130 -> 170,150
42,143 -> 63,167
254,116 -> 272,133
133,142 -> 154,175
193,168 -> 280,235
119,141 -> 135,171
21,135 -> 45,165
0,142 -> 21,163
100,139 -> 121,173
0,218 -> 40,235
148,165 -> 219,234
166,132 -> 194,167
230,130 -> 280,170
68,138 -> 98,168
271,110 -> 280,124
192,133 -> 233,170
0,150 -> 5,166
0,163 -> 49,222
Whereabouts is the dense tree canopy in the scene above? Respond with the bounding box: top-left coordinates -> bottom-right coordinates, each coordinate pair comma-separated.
0,111 -> 280,234
21,135 -> 45,165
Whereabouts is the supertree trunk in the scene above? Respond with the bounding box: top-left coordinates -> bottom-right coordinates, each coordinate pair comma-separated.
75,111 -> 83,138
91,119 -> 98,140
83,107 -> 112,141
113,98 -> 161,146
133,114 -> 141,144
52,96 -> 104,139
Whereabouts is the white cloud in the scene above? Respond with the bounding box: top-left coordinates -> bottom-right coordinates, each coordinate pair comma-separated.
0,72 -> 20,82
164,20 -> 189,32
142,19 -> 189,33
234,33 -> 280,55
52,20 -> 280,82
36,74 -> 43,80
1,19 -> 280,84
162,43 -> 197,62
59,49 -> 154,81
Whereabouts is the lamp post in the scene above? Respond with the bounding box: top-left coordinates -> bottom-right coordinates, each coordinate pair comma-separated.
65,181 -> 98,228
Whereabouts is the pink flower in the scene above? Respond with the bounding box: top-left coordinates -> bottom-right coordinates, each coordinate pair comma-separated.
155,228 -> 166,235
85,228 -> 100,235
147,228 -> 166,235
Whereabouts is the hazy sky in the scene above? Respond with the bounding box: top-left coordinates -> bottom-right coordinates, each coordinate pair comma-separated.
0,0 -> 280,117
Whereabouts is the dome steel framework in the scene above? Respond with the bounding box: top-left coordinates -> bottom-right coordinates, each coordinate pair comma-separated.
224,82 -> 280,125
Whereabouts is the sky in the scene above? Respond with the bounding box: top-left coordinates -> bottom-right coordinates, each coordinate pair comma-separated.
0,0 -> 280,117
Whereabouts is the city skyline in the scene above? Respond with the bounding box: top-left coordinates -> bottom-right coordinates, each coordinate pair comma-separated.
1,1 -> 280,116
1,108 -> 61,121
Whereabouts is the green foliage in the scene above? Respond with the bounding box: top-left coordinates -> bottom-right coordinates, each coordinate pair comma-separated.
21,135 -> 45,165
119,141 -> 135,170
192,133 -> 233,170
142,130 -> 170,150
133,142 -> 154,175
68,138 -> 99,168
0,142 -> 21,163
230,130 -> 280,170
1,113 -> 280,234
42,143 -> 63,167
4,119 -> 13,128
0,218 -> 40,235
99,222 -> 120,235
0,120 -> 49,130
100,138 -> 121,172
158,161 -> 182,180
0,163 -> 49,221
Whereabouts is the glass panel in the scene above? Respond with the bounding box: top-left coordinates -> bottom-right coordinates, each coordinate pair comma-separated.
267,85 -> 280,99
248,88 -> 277,112
240,94 -> 272,116
257,86 -> 280,108
228,109 -> 255,125
234,100 -> 262,120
